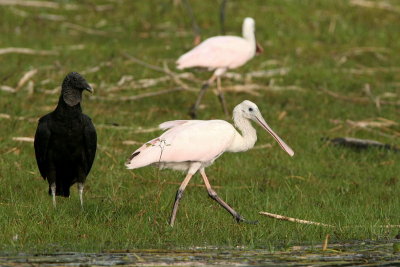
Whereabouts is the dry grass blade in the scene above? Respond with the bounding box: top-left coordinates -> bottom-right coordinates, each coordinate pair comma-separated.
246,68 -> 290,79
0,47 -> 58,56
350,0 -> 400,13
259,211 -> 335,227
123,53 -> 196,91
0,0 -> 78,10
81,61 -> 112,75
223,84 -> 304,95
321,88 -> 400,106
91,87 -> 185,102
0,85 -> 16,93
0,113 -> 37,122
224,68 -> 290,81
16,69 -> 38,91
253,144 -> 272,150
12,137 -> 34,142
322,234 -> 330,251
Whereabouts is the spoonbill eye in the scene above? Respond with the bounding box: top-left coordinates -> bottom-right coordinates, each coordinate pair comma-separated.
248,107 -> 253,112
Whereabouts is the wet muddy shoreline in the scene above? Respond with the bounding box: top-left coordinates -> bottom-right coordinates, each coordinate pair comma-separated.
1,240 -> 399,266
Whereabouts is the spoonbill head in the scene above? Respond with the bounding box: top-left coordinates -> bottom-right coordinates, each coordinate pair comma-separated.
125,100 -> 293,226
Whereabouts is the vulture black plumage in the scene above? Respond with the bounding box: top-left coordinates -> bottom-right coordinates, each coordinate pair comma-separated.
34,72 -> 97,207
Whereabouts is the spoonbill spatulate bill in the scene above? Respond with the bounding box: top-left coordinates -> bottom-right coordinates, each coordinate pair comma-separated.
125,100 -> 294,226
176,17 -> 263,118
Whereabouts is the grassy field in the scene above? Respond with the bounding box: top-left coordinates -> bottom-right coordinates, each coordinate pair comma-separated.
0,0 -> 399,252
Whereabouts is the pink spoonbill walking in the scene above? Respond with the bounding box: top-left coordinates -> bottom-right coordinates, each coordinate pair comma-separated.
125,100 -> 294,226
177,17 -> 263,118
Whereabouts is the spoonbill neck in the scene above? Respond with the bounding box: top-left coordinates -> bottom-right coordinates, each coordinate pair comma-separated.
228,112 -> 258,153
242,20 -> 256,45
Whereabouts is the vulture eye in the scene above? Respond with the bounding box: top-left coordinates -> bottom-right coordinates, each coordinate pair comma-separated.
248,107 -> 253,112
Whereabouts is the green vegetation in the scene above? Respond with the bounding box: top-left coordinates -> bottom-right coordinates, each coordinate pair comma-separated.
0,0 -> 399,252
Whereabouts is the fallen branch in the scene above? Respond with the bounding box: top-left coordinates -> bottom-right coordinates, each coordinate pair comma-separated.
0,113 -> 37,122
259,211 -> 335,227
337,67 -> 400,75
0,0 -> 78,10
0,85 -> 15,93
91,87 -> 185,101
123,53 -> 196,92
326,137 -> 400,152
96,124 -> 160,133
223,84 -> 305,96
260,211 -> 400,229
16,69 -> 38,91
320,88 -> 400,106
81,61 -> 112,75
350,0 -> 400,13
12,137 -> 34,142
0,47 -> 58,56
109,73 -> 195,92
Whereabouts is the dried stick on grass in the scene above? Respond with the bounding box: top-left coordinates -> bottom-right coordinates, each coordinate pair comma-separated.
92,87 -> 185,102
259,211 -> 335,227
0,47 -> 58,56
322,234 -> 330,251
260,211 -> 400,229
350,0 -> 400,13
16,69 -> 38,91
0,85 -> 16,93
12,137 -> 34,142
321,88 -> 400,106
0,0 -> 78,10
123,53 -> 196,92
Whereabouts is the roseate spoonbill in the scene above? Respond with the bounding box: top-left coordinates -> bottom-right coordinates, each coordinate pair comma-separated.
176,17 -> 263,118
34,72 -> 97,208
125,100 -> 293,226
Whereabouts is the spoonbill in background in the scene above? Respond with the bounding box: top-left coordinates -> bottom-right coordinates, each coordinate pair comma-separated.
177,17 -> 263,118
125,100 -> 293,227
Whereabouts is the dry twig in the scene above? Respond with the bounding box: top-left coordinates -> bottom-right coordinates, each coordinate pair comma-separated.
0,47 -> 58,56
259,211 -> 335,227
12,137 -> 34,142
16,69 -> 38,91
0,0 -> 78,10
350,0 -> 400,13
91,87 -> 185,102
321,88 -> 400,106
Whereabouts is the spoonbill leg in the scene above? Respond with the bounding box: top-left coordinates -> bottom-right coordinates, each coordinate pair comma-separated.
169,172 -> 195,227
189,74 -> 217,118
216,76 -> 229,118
200,168 -> 245,223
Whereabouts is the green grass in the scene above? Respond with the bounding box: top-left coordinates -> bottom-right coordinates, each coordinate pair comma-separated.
0,0 -> 399,252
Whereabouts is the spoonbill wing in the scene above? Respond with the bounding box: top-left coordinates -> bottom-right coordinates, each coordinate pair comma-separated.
177,36 -> 253,70
126,120 -> 237,169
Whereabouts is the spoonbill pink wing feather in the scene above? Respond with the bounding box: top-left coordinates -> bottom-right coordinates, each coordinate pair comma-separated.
126,120 -> 237,169
177,36 -> 254,70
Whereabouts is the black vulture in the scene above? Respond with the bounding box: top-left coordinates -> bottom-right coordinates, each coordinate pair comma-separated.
34,72 -> 97,207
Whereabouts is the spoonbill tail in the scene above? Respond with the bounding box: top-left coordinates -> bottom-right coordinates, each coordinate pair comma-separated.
125,100 -> 294,226
176,17 -> 263,118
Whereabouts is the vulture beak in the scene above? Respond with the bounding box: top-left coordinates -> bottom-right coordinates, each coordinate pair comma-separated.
85,84 -> 94,94
256,41 -> 264,55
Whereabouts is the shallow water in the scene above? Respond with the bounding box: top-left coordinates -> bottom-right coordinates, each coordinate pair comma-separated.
1,240 -> 400,266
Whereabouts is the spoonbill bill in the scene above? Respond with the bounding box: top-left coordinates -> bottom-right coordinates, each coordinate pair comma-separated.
125,100 -> 293,226
177,17 -> 263,118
